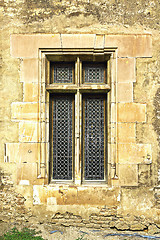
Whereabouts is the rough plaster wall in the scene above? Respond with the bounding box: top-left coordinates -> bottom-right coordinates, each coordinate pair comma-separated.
1,0 -> 160,233
1,0 -> 160,31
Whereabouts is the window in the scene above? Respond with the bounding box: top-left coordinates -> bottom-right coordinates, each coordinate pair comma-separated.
50,93 -> 75,180
47,56 -> 111,184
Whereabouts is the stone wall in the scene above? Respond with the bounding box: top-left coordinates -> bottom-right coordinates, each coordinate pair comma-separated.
0,167 -> 31,232
1,0 -> 160,234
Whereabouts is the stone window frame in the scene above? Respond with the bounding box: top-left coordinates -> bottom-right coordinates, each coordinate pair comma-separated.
8,33 -> 152,187
38,47 -> 118,186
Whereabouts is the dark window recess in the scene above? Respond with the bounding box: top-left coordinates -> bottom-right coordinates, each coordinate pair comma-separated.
52,95 -> 74,180
83,95 -> 105,180
51,62 -> 74,83
83,62 -> 106,83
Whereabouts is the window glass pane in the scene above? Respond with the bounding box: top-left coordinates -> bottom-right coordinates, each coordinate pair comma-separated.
51,62 -> 74,83
83,62 -> 106,83
52,95 -> 74,180
83,95 -> 106,180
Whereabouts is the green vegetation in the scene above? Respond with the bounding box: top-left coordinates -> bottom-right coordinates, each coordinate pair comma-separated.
0,228 -> 128,240
75,234 -> 87,240
0,227 -> 45,240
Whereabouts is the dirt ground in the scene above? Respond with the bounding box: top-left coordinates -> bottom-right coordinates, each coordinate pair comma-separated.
1,222 -> 160,240
34,225 -> 160,240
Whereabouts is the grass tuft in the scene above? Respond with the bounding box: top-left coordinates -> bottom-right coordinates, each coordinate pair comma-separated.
0,227 -> 45,240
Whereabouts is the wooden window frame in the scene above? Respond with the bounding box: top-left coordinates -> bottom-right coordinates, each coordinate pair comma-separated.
38,48 -> 118,186
47,55 -> 110,185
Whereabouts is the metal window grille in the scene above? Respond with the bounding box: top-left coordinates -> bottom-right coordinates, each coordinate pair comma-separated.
52,95 -> 74,180
83,95 -> 105,180
83,63 -> 105,83
52,63 -> 74,83
50,60 -> 107,182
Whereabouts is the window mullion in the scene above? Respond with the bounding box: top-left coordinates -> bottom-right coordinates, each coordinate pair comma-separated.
75,57 -> 81,184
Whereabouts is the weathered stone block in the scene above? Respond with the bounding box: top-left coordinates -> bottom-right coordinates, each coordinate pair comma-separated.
5,143 -> 46,164
76,187 -> 119,206
115,221 -> 129,230
105,34 -> 152,57
11,102 -> 38,121
21,59 -> 39,83
148,224 -> 160,234
32,185 -> 120,207
19,121 -> 38,142
61,34 -> 95,49
94,34 -> 105,48
117,58 -> 136,82
33,186 -> 78,205
109,221 -> 116,228
119,188 -> 155,217
117,82 -> 133,102
118,143 -> 152,164
102,224 -> 109,228
136,123 -> 156,144
138,164 -> 151,186
17,163 -> 38,185
105,35 -> 135,57
119,164 -> 138,186
47,197 -> 57,205
19,121 -> 47,142
23,83 -> 38,102
130,222 -> 147,230
11,34 -> 61,58
117,103 -> 146,122
135,35 -> 152,58
117,123 -> 136,143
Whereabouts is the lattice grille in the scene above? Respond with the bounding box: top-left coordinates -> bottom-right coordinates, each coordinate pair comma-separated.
52,95 -> 73,180
84,96 -> 105,180
53,63 -> 73,83
84,63 -> 105,83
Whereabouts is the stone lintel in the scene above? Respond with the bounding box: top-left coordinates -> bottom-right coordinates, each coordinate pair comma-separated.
11,34 -> 152,58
